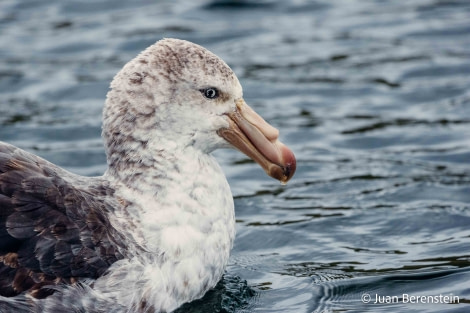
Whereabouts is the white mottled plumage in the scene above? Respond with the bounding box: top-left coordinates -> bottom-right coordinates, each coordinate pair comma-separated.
96,38 -> 241,311
97,153 -> 235,312
0,38 -> 295,312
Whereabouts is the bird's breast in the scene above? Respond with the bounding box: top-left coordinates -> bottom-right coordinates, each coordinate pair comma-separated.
102,152 -> 236,310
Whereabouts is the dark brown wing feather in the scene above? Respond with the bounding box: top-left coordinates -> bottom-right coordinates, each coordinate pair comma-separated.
0,142 -> 125,298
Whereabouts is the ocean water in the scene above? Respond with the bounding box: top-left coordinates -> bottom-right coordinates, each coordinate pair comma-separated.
1,0 -> 470,312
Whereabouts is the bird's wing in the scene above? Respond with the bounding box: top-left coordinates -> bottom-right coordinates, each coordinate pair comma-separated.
0,142 -> 125,299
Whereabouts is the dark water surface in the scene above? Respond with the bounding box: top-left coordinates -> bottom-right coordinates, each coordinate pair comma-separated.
1,0 -> 470,312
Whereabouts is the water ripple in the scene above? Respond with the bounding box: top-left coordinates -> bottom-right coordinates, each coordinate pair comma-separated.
1,0 -> 469,312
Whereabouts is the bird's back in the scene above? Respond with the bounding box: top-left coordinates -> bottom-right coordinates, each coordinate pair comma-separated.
0,141 -> 124,299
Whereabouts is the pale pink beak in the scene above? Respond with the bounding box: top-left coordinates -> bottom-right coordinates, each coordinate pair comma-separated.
218,99 -> 296,183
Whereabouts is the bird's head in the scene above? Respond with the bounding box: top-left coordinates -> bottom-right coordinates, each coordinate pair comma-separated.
103,38 -> 295,183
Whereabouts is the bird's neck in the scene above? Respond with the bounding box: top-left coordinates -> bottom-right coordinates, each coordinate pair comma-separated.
105,146 -> 175,193
103,129 -> 196,189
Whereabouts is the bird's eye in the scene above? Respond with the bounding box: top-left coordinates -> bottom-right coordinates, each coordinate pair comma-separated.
201,88 -> 219,99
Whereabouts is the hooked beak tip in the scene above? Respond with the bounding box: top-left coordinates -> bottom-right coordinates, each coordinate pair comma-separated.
274,144 -> 296,183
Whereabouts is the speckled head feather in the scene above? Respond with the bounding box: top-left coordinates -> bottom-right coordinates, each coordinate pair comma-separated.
103,39 -> 243,182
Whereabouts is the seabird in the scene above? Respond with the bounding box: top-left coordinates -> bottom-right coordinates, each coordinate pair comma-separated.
0,38 -> 296,312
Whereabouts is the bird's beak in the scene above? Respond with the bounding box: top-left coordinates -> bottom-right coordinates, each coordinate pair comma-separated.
218,99 -> 296,183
